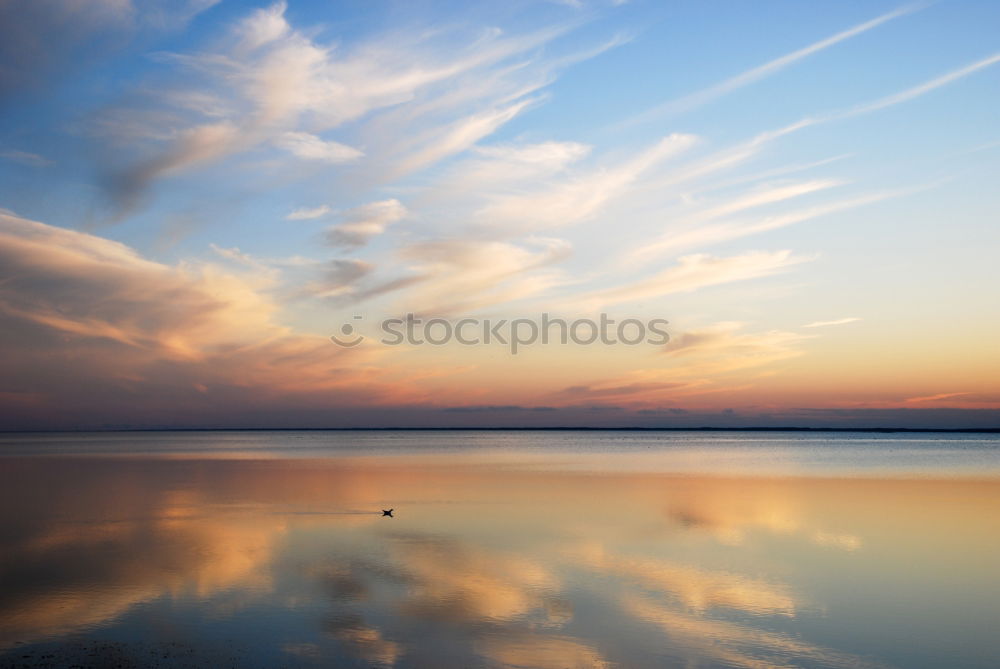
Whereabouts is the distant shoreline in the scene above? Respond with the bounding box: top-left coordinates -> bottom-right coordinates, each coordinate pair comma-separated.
2,426 -> 999,434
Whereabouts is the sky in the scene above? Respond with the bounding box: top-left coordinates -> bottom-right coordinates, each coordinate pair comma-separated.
0,0 -> 998,430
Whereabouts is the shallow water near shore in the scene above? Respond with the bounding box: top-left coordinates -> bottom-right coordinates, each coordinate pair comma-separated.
1,430 -> 999,668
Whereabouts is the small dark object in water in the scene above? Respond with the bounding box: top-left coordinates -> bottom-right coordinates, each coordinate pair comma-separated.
382,508 -> 393,517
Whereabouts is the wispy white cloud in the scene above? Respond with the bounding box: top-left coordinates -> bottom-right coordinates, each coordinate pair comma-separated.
424,141 -> 592,203
624,4 -> 922,124
842,52 -> 1000,118
96,1 -> 603,213
274,132 -> 363,164
140,0 -> 222,30
803,317 -> 861,328
692,179 -> 843,221
325,199 -> 407,249
632,49 -> 1000,212
209,244 -> 315,272
582,250 -> 810,309
757,51 -> 1000,142
667,321 -> 807,362
551,323 -> 811,407
234,0 -> 288,50
296,258 -> 374,300
286,205 -> 332,221
386,97 -> 539,178
0,149 -> 52,167
904,392 -> 971,404
393,236 -> 573,315
109,120 -> 241,209
475,141 -> 592,167
629,187 -> 901,264
475,133 -> 697,231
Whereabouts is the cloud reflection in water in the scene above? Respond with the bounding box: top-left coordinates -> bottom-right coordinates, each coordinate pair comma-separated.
0,450 -> 998,668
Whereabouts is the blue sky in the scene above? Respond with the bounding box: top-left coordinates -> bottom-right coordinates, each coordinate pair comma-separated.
0,0 -> 998,428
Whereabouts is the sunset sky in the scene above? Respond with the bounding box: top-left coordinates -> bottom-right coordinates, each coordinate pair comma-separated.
1,0 -> 998,429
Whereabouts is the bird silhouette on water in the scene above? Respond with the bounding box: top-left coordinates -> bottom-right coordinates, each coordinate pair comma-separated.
382,508 -> 393,517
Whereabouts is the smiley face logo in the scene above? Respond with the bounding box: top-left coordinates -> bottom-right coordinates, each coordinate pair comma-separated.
330,315 -> 365,347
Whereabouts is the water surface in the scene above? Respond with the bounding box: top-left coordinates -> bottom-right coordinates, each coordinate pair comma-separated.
1,431 -> 998,668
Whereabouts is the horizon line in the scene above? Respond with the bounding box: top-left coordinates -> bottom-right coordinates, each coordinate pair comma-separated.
2,426 -> 998,435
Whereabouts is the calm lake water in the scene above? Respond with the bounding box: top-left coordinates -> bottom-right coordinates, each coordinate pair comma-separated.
1,431 -> 998,668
